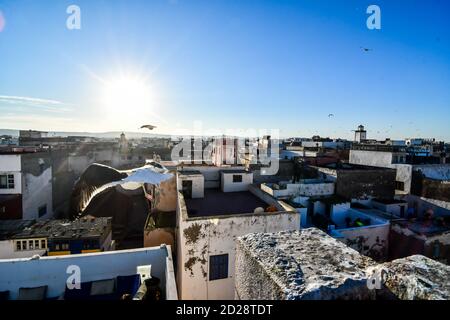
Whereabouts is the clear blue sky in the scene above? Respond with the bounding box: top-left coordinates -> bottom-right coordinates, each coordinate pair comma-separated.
0,0 -> 449,140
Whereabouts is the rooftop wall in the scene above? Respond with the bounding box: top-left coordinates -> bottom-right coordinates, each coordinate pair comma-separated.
0,245 -> 177,300
235,228 -> 376,300
261,180 -> 334,199
235,229 -> 450,300
335,169 -> 396,200
349,149 -> 394,167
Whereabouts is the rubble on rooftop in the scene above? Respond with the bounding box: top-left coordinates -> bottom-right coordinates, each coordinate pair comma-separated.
376,255 -> 450,300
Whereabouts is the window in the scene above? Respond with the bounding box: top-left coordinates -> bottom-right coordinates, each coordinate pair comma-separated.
0,174 -> 14,189
16,241 -> 21,251
395,181 -> 405,191
209,254 -> 228,281
41,240 -> 46,249
232,175 -> 242,183
38,205 -> 47,218
29,240 -> 34,250
433,242 -> 441,259
62,243 -> 70,250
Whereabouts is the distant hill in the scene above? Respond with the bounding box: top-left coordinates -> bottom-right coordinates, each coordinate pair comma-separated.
0,129 -> 172,139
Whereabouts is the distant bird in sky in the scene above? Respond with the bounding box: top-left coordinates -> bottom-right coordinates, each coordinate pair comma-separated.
328,113 -> 334,118
360,46 -> 372,52
140,124 -> 156,130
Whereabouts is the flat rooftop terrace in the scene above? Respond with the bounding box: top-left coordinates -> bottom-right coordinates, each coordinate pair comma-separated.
185,188 -> 268,217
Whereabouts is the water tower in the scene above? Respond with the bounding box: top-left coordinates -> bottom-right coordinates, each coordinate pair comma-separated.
354,125 -> 367,143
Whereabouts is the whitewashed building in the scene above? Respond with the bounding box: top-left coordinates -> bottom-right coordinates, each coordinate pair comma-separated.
175,166 -> 299,300
0,149 -> 53,220
0,245 -> 177,300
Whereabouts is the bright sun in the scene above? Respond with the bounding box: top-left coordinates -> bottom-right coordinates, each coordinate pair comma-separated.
102,76 -> 152,114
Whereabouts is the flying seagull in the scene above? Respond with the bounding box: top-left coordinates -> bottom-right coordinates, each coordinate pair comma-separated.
328,113 -> 334,118
69,161 -> 174,244
140,124 -> 157,130
70,161 -> 173,219
360,46 -> 372,52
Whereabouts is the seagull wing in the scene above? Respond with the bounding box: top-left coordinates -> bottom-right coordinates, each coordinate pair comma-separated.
70,163 -> 128,219
140,124 -> 156,130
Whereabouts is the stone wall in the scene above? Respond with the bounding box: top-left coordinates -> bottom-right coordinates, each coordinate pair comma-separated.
235,228 -> 450,300
235,228 -> 376,300
374,255 -> 450,300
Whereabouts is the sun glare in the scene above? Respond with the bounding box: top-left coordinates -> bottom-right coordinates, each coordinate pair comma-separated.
102,76 -> 152,114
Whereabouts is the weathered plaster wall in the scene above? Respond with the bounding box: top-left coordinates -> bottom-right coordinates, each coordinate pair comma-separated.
299,181 -> 335,197
21,168 -> 53,220
153,175 -> 177,212
393,164 -> 413,194
336,169 -> 396,200
349,150 -> 413,195
144,228 -> 175,252
261,181 -> 334,199
349,150 -> 393,167
21,154 -> 53,220
221,173 -> 253,192
333,224 -> 390,261
177,173 -> 204,198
